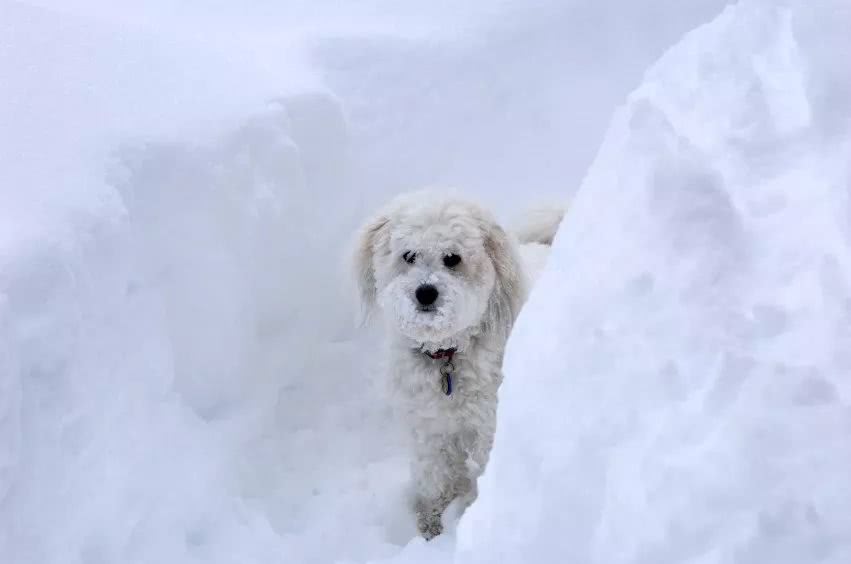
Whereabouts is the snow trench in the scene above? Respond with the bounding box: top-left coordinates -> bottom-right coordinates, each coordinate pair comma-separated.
7,1 -> 847,563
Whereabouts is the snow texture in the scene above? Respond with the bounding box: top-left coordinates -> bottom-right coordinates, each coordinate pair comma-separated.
460,1 -> 851,563
4,0 -> 848,563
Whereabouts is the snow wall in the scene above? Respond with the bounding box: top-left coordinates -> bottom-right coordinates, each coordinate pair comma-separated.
458,1 -> 851,564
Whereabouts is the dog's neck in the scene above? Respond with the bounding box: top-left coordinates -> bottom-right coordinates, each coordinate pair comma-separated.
409,324 -> 482,357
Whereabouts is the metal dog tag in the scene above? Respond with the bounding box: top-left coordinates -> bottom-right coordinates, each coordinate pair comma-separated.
439,362 -> 454,395
440,373 -> 452,395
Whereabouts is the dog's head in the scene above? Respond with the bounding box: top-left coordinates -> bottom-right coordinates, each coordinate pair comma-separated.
353,192 -> 526,347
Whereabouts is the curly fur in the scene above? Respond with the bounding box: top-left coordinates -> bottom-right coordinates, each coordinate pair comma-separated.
353,191 -> 562,539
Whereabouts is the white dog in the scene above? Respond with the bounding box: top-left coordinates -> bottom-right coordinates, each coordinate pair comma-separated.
353,191 -> 563,539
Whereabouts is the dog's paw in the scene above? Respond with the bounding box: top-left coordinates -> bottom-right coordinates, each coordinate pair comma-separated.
416,511 -> 443,540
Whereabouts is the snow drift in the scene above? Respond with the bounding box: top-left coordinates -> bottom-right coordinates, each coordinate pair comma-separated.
459,1 -> 851,563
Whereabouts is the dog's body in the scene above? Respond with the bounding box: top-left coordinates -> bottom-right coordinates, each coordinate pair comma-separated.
354,192 -> 562,539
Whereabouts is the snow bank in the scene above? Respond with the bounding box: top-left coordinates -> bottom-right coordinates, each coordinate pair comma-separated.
460,1 -> 851,562
0,4 -> 352,563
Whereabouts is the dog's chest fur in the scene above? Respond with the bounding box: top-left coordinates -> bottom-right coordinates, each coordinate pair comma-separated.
388,336 -> 504,437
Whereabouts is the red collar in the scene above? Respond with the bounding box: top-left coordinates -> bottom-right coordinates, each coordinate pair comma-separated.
423,348 -> 456,361
421,347 -> 457,396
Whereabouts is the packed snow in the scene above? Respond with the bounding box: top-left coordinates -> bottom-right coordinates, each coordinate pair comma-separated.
2,0 -> 849,563
459,1 -> 851,563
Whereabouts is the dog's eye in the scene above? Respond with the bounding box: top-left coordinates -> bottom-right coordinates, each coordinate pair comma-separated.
443,254 -> 461,268
402,251 -> 416,264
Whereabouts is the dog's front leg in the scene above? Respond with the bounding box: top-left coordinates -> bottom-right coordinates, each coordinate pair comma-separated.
455,409 -> 497,510
411,435 -> 457,540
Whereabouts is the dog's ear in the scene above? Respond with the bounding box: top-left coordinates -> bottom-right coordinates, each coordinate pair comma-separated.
482,219 -> 527,343
352,212 -> 390,322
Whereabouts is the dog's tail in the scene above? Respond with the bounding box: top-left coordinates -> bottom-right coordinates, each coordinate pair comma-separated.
512,204 -> 566,246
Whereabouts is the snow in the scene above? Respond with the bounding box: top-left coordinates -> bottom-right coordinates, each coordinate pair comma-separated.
4,0 -> 848,563
459,1 -> 851,563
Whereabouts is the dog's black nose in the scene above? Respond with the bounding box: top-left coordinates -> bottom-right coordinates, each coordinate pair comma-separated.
415,284 -> 439,306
